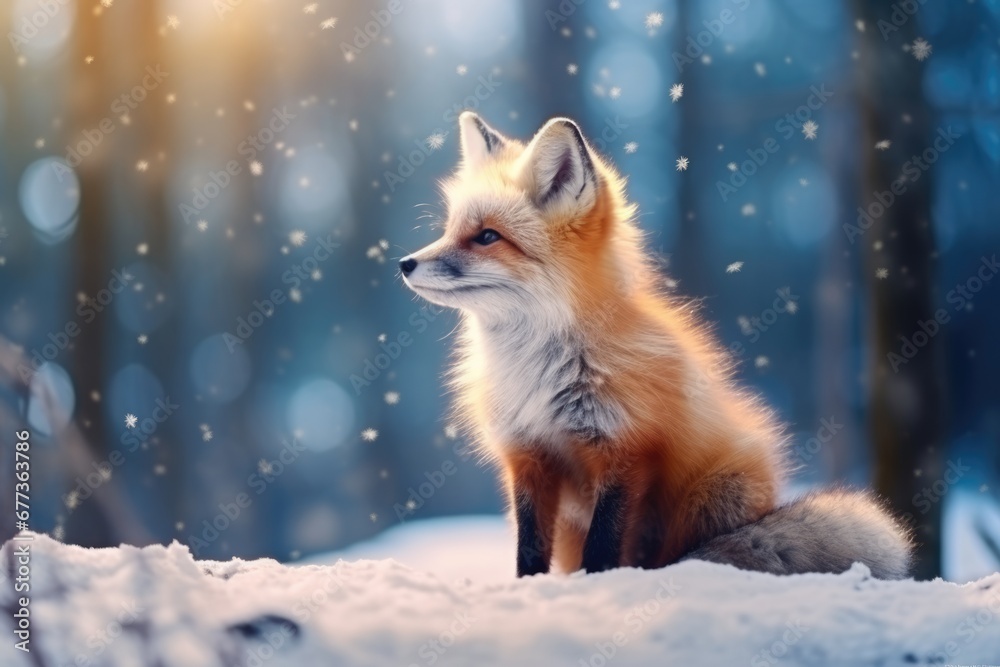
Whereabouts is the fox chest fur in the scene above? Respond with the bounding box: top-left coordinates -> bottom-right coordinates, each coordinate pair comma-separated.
470,322 -> 627,451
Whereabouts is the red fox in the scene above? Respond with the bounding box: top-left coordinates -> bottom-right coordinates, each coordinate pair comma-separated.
399,112 -> 912,579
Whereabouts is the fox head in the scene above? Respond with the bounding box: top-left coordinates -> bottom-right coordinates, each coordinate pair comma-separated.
400,112 -> 642,324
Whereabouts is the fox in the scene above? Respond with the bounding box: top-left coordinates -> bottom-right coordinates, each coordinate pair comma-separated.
399,112 -> 913,579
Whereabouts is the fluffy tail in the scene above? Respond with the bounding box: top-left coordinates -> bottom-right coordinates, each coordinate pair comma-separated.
683,490 -> 913,579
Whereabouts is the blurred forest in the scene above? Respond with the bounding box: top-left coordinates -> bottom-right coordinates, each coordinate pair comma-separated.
0,0 -> 998,582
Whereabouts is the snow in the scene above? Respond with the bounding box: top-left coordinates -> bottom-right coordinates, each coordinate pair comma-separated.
3,519 -> 1000,666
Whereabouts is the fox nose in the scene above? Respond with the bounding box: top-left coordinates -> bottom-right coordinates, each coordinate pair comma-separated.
399,257 -> 418,276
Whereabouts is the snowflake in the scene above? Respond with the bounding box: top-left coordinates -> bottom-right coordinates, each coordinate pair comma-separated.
369,513 -> 378,522
303,3 -> 318,13
406,499 -> 417,510
727,162 -> 738,172
84,55 -> 94,65
911,38 -> 932,61
377,333 -> 387,343
567,63 -> 578,75
669,83 -> 684,102
754,355 -> 770,369
855,19 -> 865,32
258,459 -> 274,475
609,86 -> 622,99
320,17 -> 337,30
754,62 -> 767,77
645,12 -> 664,29
166,15 -> 179,29
384,391 -> 400,405
101,0 -> 113,6
876,267 -> 889,279
136,160 -> 149,172
379,239 -> 389,250
197,220 -> 208,232
361,428 -> 379,442
250,161 -> 263,176
444,424 -> 459,439
125,413 -> 138,429
785,300 -> 799,314
288,287 -> 302,302
426,132 -> 446,151
801,120 -> 819,140
609,0 -> 620,8
875,140 -> 891,151
624,141 -> 638,154
726,261 -> 744,273
456,64 -> 468,76
675,156 -> 689,171
137,334 -> 148,344
289,230 -> 307,246
740,203 -> 756,216
202,429 -> 213,442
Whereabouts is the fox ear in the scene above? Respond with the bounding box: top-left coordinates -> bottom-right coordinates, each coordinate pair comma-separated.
524,118 -> 598,213
459,112 -> 507,168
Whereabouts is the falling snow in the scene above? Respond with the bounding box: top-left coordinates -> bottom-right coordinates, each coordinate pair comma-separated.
726,261 -> 744,273
676,156 -> 690,171
876,267 -> 889,279
669,83 -> 684,102
361,428 -> 379,442
624,142 -> 638,154
645,12 -> 664,29
911,38 -> 932,61
125,414 -> 138,429
426,132 -> 446,151
802,120 -> 819,140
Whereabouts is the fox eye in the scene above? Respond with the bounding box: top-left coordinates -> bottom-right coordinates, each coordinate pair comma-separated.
472,228 -> 502,246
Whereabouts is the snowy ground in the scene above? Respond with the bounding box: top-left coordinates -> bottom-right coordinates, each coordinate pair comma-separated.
3,518 -> 1000,667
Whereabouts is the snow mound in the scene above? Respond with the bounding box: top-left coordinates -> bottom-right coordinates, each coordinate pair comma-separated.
3,525 -> 1000,667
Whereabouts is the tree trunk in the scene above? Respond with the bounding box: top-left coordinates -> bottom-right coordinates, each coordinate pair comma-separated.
853,7 -> 947,580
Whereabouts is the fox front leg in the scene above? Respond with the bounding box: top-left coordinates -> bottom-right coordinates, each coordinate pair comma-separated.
507,451 -> 561,577
581,484 -> 627,573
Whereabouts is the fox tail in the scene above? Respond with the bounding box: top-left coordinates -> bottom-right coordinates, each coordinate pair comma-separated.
684,490 -> 913,579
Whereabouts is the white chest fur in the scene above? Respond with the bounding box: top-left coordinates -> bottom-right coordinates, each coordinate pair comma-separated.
473,320 -> 626,449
